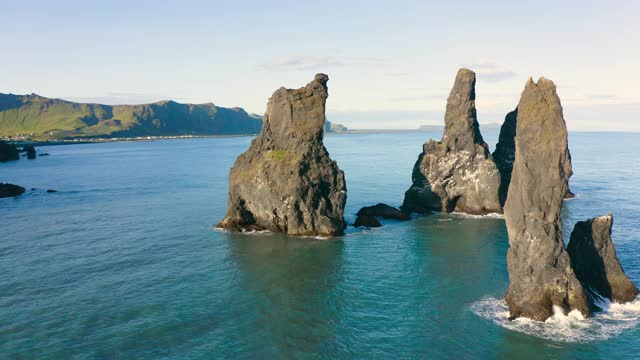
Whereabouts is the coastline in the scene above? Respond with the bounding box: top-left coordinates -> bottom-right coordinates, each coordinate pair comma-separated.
3,134 -> 259,147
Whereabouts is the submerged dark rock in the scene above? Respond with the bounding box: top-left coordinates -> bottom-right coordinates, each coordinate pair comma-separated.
492,108 -> 517,207
353,214 -> 382,228
218,74 -> 347,236
0,140 -> 20,162
504,77 -> 590,321
0,183 -> 26,198
568,214 -> 639,303
47,189 -> 57,193
402,68 -> 501,215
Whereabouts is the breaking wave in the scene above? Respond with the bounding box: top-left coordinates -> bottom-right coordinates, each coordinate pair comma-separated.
212,227 -> 273,235
448,212 -> 505,219
470,295 -> 640,343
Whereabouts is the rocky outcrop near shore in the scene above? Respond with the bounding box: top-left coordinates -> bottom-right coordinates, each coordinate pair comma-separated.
0,141 -> 19,162
218,74 -> 347,236
402,68 -> 501,215
504,77 -> 590,321
22,145 -> 36,159
0,183 -> 26,198
354,203 -> 410,228
568,214 -> 639,303
353,214 -> 382,228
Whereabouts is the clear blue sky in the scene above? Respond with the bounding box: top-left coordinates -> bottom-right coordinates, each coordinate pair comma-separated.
2,0 -> 638,130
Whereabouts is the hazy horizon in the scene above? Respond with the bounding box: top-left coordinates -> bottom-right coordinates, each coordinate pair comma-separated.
2,0 -> 638,131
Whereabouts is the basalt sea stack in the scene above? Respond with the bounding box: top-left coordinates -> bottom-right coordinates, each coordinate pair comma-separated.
218,74 -> 347,236
568,214 -> 639,303
402,68 -> 501,214
504,77 -> 590,321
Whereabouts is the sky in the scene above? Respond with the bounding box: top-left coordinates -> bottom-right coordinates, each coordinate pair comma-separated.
1,0 -> 639,131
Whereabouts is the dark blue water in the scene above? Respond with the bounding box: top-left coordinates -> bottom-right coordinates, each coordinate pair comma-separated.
2,131 -> 640,358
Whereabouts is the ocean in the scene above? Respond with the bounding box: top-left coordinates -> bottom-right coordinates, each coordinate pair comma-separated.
1,131 -> 639,358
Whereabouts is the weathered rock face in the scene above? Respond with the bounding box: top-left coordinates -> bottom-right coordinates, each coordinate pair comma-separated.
564,151 -> 575,199
0,141 -> 20,162
0,183 -> 26,198
493,108 -> 574,206
402,68 -> 501,215
492,108 -> 517,207
504,77 -> 590,321
568,214 -> 639,303
218,74 -> 347,236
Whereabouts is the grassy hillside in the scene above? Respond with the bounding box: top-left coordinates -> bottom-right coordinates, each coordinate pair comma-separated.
0,93 -> 263,139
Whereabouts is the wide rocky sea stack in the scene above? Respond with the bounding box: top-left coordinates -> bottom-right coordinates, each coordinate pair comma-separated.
504,77 -> 590,321
218,74 -> 347,236
402,68 -> 501,214
568,214 -> 639,303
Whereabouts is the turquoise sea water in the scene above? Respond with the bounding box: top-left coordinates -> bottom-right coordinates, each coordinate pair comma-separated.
1,131 -> 640,358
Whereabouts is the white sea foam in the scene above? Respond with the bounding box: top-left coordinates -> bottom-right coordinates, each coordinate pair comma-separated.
470,296 -> 640,343
448,212 -> 505,219
212,227 -> 273,235
299,234 -> 333,240
564,193 -> 581,201
240,229 -> 273,235
213,227 -> 270,235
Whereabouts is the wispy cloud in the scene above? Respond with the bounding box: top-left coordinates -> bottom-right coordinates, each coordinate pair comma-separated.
258,56 -> 388,71
462,62 -> 518,82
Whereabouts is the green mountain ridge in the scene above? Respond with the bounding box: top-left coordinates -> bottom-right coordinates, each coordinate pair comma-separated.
1,93 -> 340,139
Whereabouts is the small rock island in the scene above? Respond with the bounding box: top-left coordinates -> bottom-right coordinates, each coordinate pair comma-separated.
218,74 -> 347,236
568,214 -> 639,303
354,203 -> 410,228
402,68 -> 501,215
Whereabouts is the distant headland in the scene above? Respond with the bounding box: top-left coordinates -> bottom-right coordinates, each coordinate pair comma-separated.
0,93 -> 347,141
